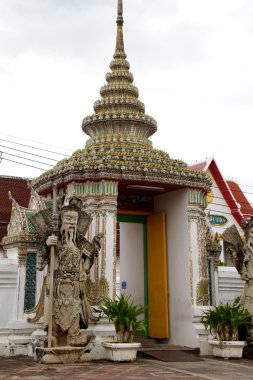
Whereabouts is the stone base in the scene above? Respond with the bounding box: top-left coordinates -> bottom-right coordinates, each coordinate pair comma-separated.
86,319 -> 116,359
208,340 -> 246,359
193,307 -> 213,356
36,346 -> 92,364
102,342 -> 141,362
0,318 -> 116,360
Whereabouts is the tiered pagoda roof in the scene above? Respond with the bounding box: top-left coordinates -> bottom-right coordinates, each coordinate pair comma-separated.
32,0 -> 211,194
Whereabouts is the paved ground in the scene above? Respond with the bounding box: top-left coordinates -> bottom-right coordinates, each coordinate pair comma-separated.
1,355 -> 253,380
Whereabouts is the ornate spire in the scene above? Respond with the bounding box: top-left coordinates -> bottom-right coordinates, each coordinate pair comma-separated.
116,0 -> 124,52
31,0 -> 211,193
81,0 -> 157,139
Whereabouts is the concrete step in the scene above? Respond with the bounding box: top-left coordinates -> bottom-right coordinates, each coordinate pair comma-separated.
134,336 -> 201,362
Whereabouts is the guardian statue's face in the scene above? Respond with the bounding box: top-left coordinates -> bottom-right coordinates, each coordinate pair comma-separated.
60,209 -> 79,244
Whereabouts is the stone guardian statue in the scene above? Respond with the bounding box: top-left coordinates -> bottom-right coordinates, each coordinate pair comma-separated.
27,194 -> 103,356
222,218 -> 253,336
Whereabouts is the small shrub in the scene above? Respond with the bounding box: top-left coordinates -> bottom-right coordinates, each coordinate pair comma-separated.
200,303 -> 251,341
100,293 -> 146,343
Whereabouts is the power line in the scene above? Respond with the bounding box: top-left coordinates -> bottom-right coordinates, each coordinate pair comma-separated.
1,156 -> 252,220
1,135 -> 253,192
1,151 -> 54,167
211,181 -> 253,189
0,138 -> 69,157
0,133 -> 74,153
225,182 -> 253,189
207,204 -> 253,218
0,144 -> 59,162
1,157 -> 46,171
209,201 -> 253,213
209,194 -> 253,209
1,139 -> 253,208
211,183 -> 253,196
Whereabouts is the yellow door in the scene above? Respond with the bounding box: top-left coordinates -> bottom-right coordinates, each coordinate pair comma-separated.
147,213 -> 169,339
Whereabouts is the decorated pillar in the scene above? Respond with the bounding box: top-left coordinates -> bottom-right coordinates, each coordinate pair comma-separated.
12,241 -> 39,322
188,189 -> 209,306
66,180 -> 118,302
188,188 -> 214,356
206,234 -> 222,306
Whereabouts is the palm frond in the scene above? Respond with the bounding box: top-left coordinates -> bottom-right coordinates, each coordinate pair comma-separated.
100,293 -> 146,343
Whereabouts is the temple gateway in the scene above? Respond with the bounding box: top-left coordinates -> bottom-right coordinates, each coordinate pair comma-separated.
1,0 -> 216,358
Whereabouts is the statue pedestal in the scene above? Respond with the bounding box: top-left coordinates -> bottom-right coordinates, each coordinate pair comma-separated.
35,346 -> 92,364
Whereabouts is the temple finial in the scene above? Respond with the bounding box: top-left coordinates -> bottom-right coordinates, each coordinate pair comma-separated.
116,0 -> 124,51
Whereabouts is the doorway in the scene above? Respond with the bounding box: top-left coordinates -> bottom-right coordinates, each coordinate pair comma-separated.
117,213 -> 169,339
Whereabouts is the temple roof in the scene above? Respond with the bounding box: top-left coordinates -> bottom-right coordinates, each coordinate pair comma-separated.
0,176 -> 31,248
32,0 -> 211,194
1,187 -> 51,247
227,180 -> 253,219
190,157 -> 253,226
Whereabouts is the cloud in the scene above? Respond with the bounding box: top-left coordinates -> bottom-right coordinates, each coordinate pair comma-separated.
0,0 -> 113,59
0,0 -> 253,199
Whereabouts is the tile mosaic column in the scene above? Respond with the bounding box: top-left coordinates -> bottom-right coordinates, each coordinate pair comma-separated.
66,180 -> 118,302
188,189 -> 213,356
188,189 -> 209,307
14,246 -> 39,321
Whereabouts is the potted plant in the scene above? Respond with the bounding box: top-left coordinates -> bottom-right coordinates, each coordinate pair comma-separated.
200,302 -> 251,358
100,293 -> 146,361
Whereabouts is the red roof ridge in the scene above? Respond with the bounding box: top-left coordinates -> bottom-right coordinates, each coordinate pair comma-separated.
226,180 -> 253,218
191,157 -> 245,226
0,175 -> 32,180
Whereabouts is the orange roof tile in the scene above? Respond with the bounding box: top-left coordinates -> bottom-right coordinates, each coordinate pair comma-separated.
227,180 -> 253,219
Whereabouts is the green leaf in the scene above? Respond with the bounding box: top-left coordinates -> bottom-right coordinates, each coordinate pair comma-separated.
100,293 -> 147,343
200,302 -> 252,341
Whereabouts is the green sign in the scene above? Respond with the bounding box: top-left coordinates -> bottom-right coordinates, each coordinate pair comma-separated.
208,214 -> 228,226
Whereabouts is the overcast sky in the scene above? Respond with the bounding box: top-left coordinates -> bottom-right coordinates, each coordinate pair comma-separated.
0,0 -> 253,203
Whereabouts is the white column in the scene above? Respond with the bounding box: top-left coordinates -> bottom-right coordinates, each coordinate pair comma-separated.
16,246 -> 27,321
104,212 -> 117,298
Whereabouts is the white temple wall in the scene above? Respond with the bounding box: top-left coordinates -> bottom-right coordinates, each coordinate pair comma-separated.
0,260 -> 17,328
36,265 -> 47,304
119,222 -> 144,307
190,222 -> 199,304
154,189 -> 198,348
0,243 -> 40,357
104,213 -> 116,298
217,267 -> 244,304
5,247 -> 18,260
0,259 -> 19,356
16,265 -> 26,321
0,247 -> 18,331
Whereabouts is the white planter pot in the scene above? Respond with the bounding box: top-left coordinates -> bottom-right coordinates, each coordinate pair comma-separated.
102,342 -> 141,362
208,340 -> 246,359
